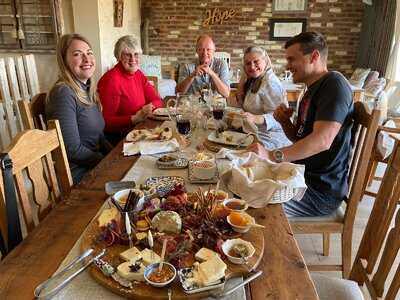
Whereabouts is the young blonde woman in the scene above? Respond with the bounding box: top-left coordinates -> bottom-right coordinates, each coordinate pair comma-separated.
46,33 -> 112,184
236,46 -> 291,150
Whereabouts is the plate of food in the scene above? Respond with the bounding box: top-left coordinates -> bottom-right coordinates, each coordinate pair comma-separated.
156,155 -> 189,169
80,183 -> 264,299
153,107 -> 176,116
144,176 -> 185,197
126,127 -> 173,143
207,131 -> 254,147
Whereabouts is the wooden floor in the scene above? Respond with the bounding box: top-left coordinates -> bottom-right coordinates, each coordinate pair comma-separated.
297,163 -> 400,299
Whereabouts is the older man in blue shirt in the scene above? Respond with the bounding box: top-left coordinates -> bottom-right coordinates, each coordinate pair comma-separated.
176,34 -> 230,97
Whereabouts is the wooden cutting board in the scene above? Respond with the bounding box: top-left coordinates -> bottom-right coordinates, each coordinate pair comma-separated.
80,211 -> 264,299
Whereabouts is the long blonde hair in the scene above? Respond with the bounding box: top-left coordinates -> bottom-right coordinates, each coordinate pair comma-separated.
53,33 -> 98,106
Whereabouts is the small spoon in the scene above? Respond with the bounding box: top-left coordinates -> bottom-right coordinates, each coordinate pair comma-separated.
158,239 -> 168,273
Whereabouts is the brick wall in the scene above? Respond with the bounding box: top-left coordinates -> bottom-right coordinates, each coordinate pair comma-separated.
142,0 -> 364,79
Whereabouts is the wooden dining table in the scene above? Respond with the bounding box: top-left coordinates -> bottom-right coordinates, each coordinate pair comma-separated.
0,119 -> 318,300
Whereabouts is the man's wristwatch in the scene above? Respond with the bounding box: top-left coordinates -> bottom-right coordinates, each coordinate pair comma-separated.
272,149 -> 284,163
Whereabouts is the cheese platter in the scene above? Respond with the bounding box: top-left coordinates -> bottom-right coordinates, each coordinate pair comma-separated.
80,179 -> 264,299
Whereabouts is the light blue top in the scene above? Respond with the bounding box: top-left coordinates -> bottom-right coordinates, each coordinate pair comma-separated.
178,58 -> 230,94
242,68 -> 291,150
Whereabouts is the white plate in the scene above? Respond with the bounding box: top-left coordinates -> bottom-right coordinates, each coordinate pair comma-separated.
207,131 -> 254,147
153,107 -> 176,116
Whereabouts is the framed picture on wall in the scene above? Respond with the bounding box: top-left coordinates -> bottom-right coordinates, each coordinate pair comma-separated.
269,19 -> 307,41
272,0 -> 308,13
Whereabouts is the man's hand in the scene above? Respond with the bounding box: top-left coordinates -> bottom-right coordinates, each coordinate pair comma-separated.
273,104 -> 294,125
244,112 -> 264,125
247,142 -> 271,160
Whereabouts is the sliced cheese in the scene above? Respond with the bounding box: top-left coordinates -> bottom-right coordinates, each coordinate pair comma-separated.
97,207 -> 119,227
195,248 -> 219,262
198,255 -> 227,286
116,261 -> 145,282
119,247 -> 142,262
141,248 -> 160,266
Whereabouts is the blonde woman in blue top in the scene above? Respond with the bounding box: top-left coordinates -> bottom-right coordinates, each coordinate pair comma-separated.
236,46 -> 291,150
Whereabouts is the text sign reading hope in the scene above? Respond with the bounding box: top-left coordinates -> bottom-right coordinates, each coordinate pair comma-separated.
203,8 -> 236,26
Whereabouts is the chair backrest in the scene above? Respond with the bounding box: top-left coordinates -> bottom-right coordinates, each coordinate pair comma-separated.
146,76 -> 159,93
0,119 -> 72,243
140,55 -> 162,80
214,52 -> 231,69
344,102 -> 380,234
349,140 -> 400,300
18,93 -> 47,130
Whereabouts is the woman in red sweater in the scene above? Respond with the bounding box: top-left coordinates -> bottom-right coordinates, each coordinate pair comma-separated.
98,35 -> 162,144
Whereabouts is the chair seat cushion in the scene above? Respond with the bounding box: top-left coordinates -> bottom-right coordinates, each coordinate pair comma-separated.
159,79 -> 176,98
289,206 -> 345,223
312,273 -> 364,300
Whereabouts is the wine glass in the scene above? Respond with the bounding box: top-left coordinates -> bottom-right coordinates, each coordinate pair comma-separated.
175,113 -> 191,136
212,101 -> 225,121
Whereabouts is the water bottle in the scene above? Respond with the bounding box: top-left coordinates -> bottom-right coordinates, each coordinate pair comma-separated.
236,69 -> 241,82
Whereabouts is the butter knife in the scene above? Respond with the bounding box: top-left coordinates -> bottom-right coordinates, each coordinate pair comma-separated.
125,212 -> 133,248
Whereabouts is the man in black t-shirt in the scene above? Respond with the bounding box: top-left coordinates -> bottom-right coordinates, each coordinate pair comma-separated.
249,32 -> 353,217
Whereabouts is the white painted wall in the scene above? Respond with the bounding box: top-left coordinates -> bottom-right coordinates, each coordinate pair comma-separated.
98,0 -> 141,74
72,0 -> 102,81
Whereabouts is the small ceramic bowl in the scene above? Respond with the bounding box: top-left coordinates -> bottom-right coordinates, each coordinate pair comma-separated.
223,199 -> 249,212
192,160 -> 217,179
227,211 -> 255,233
222,238 -> 255,265
112,188 -> 145,211
192,152 -> 214,162
144,262 -> 177,288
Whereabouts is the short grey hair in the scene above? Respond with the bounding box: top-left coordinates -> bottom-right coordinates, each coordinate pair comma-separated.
243,46 -> 272,68
114,35 -> 142,60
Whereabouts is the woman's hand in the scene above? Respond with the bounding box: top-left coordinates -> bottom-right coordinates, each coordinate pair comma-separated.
131,104 -> 154,125
244,112 -> 264,125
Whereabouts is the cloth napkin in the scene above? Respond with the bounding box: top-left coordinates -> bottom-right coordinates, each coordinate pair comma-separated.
123,138 -> 180,156
218,149 -> 307,207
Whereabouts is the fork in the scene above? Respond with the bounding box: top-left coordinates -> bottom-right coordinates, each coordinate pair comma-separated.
236,133 -> 253,148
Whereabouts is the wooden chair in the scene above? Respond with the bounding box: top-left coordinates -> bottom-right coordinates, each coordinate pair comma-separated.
289,102 -> 381,278
364,119 -> 400,199
18,93 -> 47,130
313,139 -> 400,300
147,76 -> 159,94
0,119 -> 72,253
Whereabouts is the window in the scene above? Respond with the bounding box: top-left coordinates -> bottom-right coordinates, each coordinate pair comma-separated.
0,0 -> 62,51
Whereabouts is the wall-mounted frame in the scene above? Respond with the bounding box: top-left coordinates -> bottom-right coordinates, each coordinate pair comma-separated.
272,0 -> 308,13
269,19 -> 307,41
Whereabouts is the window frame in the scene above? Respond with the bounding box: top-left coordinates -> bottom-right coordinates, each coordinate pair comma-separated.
0,0 -> 63,53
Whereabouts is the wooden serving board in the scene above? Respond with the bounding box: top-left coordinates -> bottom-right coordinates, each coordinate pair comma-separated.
81,212 -> 264,299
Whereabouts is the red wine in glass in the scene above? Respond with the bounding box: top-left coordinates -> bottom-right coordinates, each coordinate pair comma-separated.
176,118 -> 191,135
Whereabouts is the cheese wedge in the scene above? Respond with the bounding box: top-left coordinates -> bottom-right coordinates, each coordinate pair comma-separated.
117,261 -> 145,282
141,248 -> 160,266
198,255 -> 227,286
195,248 -> 219,262
97,207 -> 119,227
119,247 -> 142,262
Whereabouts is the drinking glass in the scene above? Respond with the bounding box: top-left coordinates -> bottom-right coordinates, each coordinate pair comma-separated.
176,113 -> 191,136
212,101 -> 225,121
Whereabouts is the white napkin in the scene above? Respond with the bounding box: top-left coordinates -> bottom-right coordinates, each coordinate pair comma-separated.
123,138 -> 180,156
219,151 -> 307,207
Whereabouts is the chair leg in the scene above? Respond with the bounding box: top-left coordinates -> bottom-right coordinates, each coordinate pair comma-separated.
342,233 -> 351,279
323,233 -> 330,256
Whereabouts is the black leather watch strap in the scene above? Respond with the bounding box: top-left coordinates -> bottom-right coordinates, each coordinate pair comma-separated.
0,153 -> 22,257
